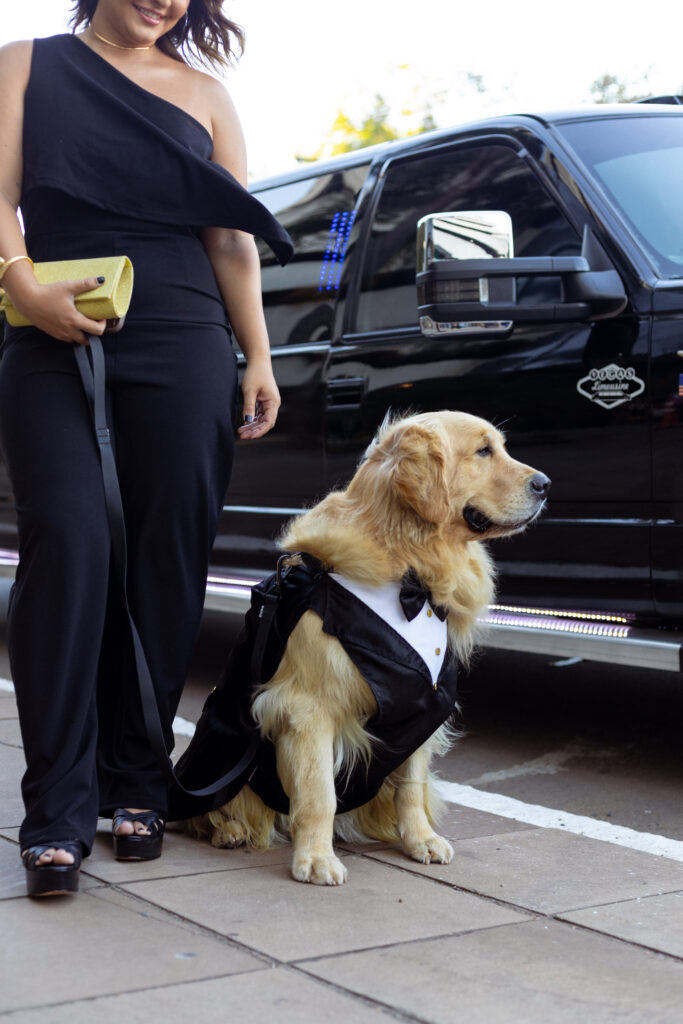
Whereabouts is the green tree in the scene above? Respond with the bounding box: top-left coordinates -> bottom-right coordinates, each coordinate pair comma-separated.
590,72 -> 650,104
356,95 -> 402,148
297,65 -> 488,162
297,93 -> 437,162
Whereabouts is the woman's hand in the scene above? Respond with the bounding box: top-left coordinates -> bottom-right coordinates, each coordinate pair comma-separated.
3,272 -> 107,344
237,359 -> 281,440
199,85 -> 281,442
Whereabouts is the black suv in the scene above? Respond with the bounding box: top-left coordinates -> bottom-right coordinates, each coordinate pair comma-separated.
3,104 -> 683,672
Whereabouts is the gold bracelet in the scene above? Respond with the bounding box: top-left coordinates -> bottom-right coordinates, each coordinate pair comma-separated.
0,255 -> 34,285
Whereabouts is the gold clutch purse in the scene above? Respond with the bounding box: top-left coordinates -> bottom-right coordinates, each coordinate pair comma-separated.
0,256 -> 133,328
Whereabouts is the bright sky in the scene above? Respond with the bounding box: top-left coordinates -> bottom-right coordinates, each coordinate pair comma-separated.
3,0 -> 682,179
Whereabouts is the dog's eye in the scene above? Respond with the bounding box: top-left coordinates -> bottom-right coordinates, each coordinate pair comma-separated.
476,445 -> 492,457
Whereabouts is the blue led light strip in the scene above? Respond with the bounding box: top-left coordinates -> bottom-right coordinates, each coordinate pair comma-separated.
318,209 -> 357,292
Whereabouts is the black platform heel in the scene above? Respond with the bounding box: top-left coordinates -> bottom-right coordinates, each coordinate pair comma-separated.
22,841 -> 81,898
112,809 -> 165,861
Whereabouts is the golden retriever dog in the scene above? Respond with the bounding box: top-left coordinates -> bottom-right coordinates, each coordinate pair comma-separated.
186,410 -> 549,884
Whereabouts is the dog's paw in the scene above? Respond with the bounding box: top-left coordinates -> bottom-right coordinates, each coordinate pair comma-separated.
210,820 -> 247,849
292,852 -> 348,885
403,833 -> 454,865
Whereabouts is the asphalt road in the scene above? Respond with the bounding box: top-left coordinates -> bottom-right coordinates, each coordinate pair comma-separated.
4,611 -> 683,843
451,647 -> 683,842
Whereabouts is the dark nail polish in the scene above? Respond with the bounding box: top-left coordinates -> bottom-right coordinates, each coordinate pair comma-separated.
244,414 -> 254,424
97,276 -> 105,284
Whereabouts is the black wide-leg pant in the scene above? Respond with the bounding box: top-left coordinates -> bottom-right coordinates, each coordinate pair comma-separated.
0,319 -> 237,854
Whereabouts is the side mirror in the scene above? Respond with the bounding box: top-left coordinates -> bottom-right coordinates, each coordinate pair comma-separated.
416,211 -> 627,337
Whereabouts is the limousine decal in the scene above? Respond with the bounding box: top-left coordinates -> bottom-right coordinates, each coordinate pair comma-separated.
576,364 -> 645,411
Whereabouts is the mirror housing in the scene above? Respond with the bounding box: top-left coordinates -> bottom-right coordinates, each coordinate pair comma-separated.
416,212 -> 627,336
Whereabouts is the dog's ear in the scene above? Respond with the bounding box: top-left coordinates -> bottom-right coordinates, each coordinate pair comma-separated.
389,422 -> 449,524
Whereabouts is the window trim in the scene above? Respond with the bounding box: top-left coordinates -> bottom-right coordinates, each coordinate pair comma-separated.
343,133 -> 584,339
250,156 -> 374,198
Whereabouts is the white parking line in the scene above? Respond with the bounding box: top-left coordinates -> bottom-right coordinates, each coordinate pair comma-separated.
436,780 -> 683,862
3,675 -> 682,862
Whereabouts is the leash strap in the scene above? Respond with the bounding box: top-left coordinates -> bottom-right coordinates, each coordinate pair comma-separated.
249,591 -> 280,687
247,554 -> 297,687
74,336 -> 259,799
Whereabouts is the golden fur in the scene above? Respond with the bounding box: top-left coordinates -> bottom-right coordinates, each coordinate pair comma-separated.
186,411 -> 547,884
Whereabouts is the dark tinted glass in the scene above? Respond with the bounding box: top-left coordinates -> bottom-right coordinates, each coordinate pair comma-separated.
560,115 -> 683,278
254,165 -> 369,346
356,143 -> 580,332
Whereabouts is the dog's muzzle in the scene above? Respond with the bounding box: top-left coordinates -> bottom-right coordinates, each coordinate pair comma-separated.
463,473 -> 552,535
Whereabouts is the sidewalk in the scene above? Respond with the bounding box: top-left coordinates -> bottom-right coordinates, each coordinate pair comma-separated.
2,682 -> 683,1023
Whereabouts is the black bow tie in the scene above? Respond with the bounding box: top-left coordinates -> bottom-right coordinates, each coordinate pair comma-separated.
399,569 -> 448,622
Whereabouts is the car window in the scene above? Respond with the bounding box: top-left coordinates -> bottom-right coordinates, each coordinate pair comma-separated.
253,165 -> 369,346
355,142 -> 580,333
560,115 -> 683,279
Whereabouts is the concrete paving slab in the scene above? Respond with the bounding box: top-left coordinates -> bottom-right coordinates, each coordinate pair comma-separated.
0,886 -> 264,1014
0,969 -> 392,1024
338,805 -> 534,857
304,918 -> 683,1024
440,802 -> 537,841
0,715 -> 22,746
171,733 -> 192,759
0,740 -> 26,828
364,826 -> 683,913
119,854 -> 527,961
0,834 -> 31,900
81,827 -> 293,884
2,822 -> 294,887
86,882 -> 255,934
0,690 -> 19,718
0,834 -> 100,900
561,891 -> 683,958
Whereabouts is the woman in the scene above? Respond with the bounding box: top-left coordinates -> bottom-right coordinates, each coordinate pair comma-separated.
0,0 -> 292,897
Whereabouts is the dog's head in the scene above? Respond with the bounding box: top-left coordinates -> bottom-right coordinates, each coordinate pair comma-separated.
358,410 -> 550,539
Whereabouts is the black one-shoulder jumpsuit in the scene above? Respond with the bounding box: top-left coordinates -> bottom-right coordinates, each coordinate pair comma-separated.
0,34 -> 292,855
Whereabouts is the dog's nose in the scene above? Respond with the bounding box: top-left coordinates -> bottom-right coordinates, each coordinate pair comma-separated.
529,472 -> 551,497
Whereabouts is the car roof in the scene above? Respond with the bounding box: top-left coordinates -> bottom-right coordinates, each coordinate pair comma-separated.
250,104 -> 683,190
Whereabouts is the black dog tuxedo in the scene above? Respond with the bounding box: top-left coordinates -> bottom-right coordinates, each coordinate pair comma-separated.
169,555 -> 459,821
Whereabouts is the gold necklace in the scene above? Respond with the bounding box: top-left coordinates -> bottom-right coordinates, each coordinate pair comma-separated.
91,27 -> 154,51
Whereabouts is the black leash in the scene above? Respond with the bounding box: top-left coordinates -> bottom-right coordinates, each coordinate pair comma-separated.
73,335 -> 260,800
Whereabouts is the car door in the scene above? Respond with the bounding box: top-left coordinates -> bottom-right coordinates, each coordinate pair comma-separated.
651,285 -> 683,623
214,164 -> 370,575
555,110 -> 683,627
324,136 -> 653,616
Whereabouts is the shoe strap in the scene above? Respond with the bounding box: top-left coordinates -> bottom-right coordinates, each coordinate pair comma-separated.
112,809 -> 164,834
22,842 -> 82,868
